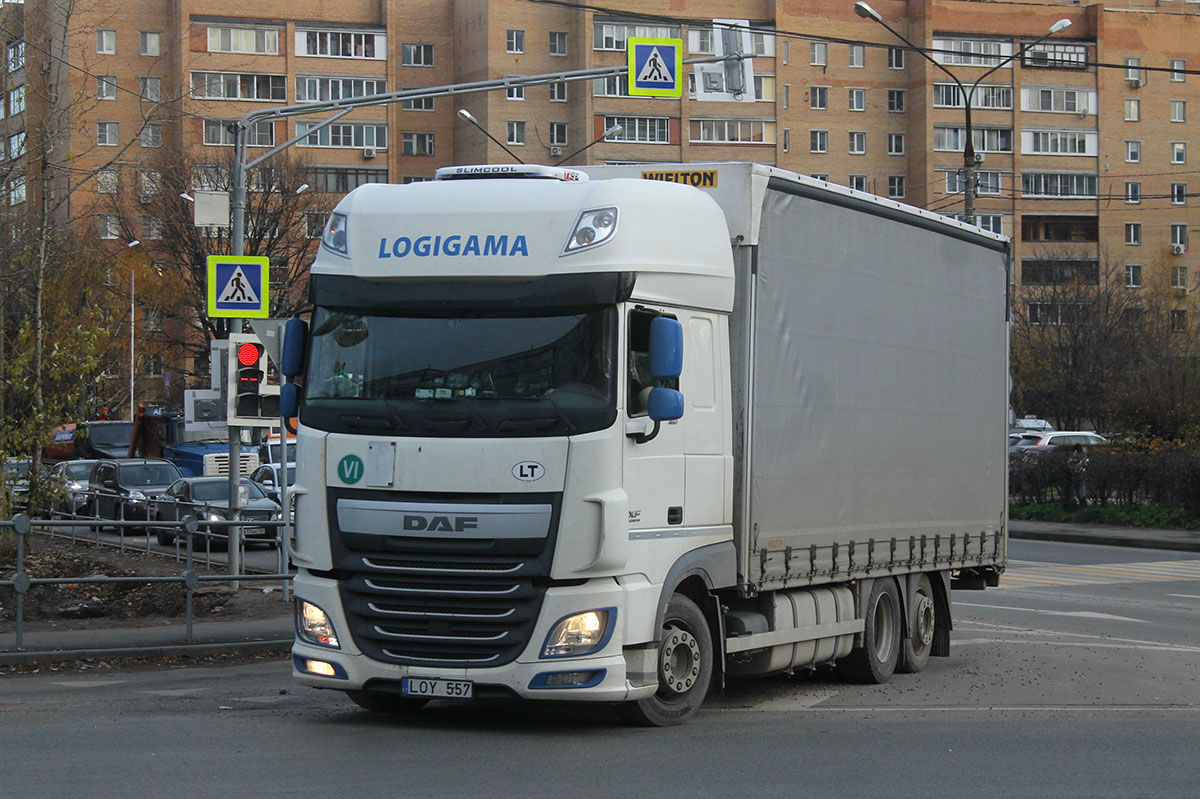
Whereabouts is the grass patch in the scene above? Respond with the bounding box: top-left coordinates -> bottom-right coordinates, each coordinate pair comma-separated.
1010,501 -> 1200,530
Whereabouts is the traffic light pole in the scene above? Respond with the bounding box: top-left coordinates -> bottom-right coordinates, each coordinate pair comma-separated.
227,132 -> 248,580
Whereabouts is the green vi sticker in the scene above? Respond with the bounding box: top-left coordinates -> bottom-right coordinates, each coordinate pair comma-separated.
337,454 -> 364,485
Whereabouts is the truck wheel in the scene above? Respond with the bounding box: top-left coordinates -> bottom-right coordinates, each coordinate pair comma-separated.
897,574 -> 935,674
345,690 -> 429,714
615,593 -> 712,727
839,577 -> 901,684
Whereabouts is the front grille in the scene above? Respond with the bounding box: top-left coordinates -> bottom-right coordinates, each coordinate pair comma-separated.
330,489 -> 560,668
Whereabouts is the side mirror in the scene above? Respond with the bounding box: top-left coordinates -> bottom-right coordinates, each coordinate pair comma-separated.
279,382 -> 300,422
648,316 -> 683,379
647,387 -> 684,422
281,317 -> 308,379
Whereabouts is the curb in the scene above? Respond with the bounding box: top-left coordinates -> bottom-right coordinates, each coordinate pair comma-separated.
0,637 -> 293,667
1008,528 -> 1200,553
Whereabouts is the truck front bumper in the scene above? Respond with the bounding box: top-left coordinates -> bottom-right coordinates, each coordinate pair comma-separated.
291,572 -> 657,703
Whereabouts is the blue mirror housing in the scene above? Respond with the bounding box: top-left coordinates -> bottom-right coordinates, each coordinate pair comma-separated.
648,316 -> 683,379
281,318 -> 308,378
647,387 -> 684,422
279,381 -> 300,420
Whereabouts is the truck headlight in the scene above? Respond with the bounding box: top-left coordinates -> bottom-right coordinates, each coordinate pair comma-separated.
562,206 -> 618,255
541,609 -> 613,658
296,600 -> 340,649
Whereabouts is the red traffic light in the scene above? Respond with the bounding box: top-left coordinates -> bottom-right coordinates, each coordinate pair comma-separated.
237,342 -> 262,366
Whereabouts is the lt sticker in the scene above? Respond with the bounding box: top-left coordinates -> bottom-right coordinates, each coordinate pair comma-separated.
512,461 -> 545,482
337,454 -> 364,485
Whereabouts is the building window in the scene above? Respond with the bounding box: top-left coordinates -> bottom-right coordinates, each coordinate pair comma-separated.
402,132 -> 435,156
1126,140 -> 1141,163
506,29 -> 525,54
888,132 -> 905,156
1125,99 -> 1140,121
933,83 -> 1012,109
507,121 -> 525,145
7,176 -> 24,206
810,42 -> 826,66
888,175 -> 905,198
97,29 -> 116,54
507,83 -> 525,101
205,119 -> 275,147
7,84 -> 22,116
953,214 -> 1003,234
141,216 -> 163,241
549,30 -> 568,56
849,175 -> 867,192
1171,100 -> 1186,123
1172,266 -> 1188,289
307,166 -> 388,193
1031,87 -> 1090,113
848,88 -> 865,111
1125,223 -> 1141,245
140,170 -> 160,196
603,116 -> 670,143
933,38 -> 1012,67
97,75 -> 117,100
946,171 -> 1002,195
1172,183 -> 1187,205
140,123 -> 162,148
1172,142 -> 1187,164
888,47 -> 904,70
1171,309 -> 1188,333
811,174 -> 829,181
209,26 -> 279,55
1026,130 -> 1093,155
140,31 -> 160,57
299,29 -> 382,59
296,76 -> 386,103
140,76 -> 161,102
594,74 -> 630,97
550,122 -> 568,147
401,43 -> 434,66
7,40 -> 24,72
401,96 -> 434,111
7,131 -> 23,157
549,81 -> 567,102
1021,172 -> 1097,198
1125,264 -> 1142,288
593,22 -> 679,52
96,169 -> 118,194
98,214 -> 120,240
689,119 -> 775,144
810,86 -> 827,110
1172,223 -> 1188,248
1171,59 -> 1186,83
888,89 -> 905,113
297,122 -> 387,149
1124,58 -> 1141,82
782,129 -> 790,152
1125,181 -> 1141,204
1022,42 -> 1087,69
810,129 -> 827,153
848,131 -> 866,154
848,44 -> 864,67
753,75 -> 775,102
935,126 -> 1012,153
97,121 -> 118,146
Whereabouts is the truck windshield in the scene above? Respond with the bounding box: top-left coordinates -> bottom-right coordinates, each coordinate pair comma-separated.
303,306 -> 617,438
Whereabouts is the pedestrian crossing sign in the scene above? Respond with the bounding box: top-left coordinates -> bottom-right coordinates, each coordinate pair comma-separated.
207,255 -> 270,318
628,37 -> 682,97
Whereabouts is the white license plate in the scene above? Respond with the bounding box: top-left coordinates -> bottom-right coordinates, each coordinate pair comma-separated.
401,677 -> 473,699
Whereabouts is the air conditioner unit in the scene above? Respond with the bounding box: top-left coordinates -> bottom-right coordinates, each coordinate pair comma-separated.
362,146 -> 377,159
549,146 -> 563,156
1171,243 -> 1187,255
1126,77 -> 1144,88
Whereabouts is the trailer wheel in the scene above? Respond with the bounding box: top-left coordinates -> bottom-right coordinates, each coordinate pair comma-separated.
345,690 -> 429,714
614,594 -> 712,727
839,577 -> 901,684
897,574 -> 935,674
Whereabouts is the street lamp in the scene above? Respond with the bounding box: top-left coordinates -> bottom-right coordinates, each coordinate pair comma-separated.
854,2 -> 1070,221
125,240 -> 141,420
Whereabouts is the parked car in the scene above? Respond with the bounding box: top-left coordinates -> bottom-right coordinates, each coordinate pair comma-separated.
47,458 -> 101,517
87,458 -> 182,533
150,476 -> 282,548
249,462 -> 295,505
1026,431 -> 1108,449
3,458 -> 36,511
74,420 -> 136,460
1011,416 -> 1054,434
1008,433 -> 1044,453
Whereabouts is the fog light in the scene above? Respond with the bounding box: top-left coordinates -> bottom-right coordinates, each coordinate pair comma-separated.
306,659 -> 337,677
541,608 -> 613,658
296,599 -> 340,648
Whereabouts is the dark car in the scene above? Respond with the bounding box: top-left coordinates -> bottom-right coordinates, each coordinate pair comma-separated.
151,476 -> 282,548
87,458 -> 182,533
74,421 -> 135,460
47,458 -> 101,517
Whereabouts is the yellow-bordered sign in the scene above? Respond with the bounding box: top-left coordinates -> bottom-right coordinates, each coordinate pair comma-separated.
207,255 -> 269,319
628,37 -> 683,98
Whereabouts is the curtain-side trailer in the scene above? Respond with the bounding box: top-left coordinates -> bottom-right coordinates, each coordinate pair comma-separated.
285,162 -> 1010,725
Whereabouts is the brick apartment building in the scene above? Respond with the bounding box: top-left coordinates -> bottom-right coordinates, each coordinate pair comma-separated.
4,0 -> 1199,409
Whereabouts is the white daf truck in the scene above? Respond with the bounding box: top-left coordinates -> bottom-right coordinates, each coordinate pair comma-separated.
283,162 -> 1010,725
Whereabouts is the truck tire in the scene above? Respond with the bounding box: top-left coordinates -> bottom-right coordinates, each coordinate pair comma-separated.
897,574 -> 935,674
614,593 -> 712,727
839,577 -> 901,684
345,690 -> 429,714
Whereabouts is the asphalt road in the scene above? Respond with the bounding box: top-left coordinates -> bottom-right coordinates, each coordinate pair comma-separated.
2,539 -> 1197,798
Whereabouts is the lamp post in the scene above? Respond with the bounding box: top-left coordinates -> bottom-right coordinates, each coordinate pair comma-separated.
854,2 -> 1070,222
125,240 -> 141,420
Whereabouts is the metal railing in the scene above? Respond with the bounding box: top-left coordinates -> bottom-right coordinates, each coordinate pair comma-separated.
2,501 -> 294,652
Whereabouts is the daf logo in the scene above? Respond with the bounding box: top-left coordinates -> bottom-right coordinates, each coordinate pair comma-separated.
403,515 -> 479,533
512,461 -> 545,482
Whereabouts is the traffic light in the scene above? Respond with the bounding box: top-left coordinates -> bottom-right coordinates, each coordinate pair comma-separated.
227,333 -> 280,426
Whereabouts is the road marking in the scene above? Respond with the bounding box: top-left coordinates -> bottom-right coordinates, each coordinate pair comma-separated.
998,559 -> 1200,590
955,601 -> 1147,623
958,619 -> 1194,649
1167,593 -> 1200,599
47,679 -> 128,688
